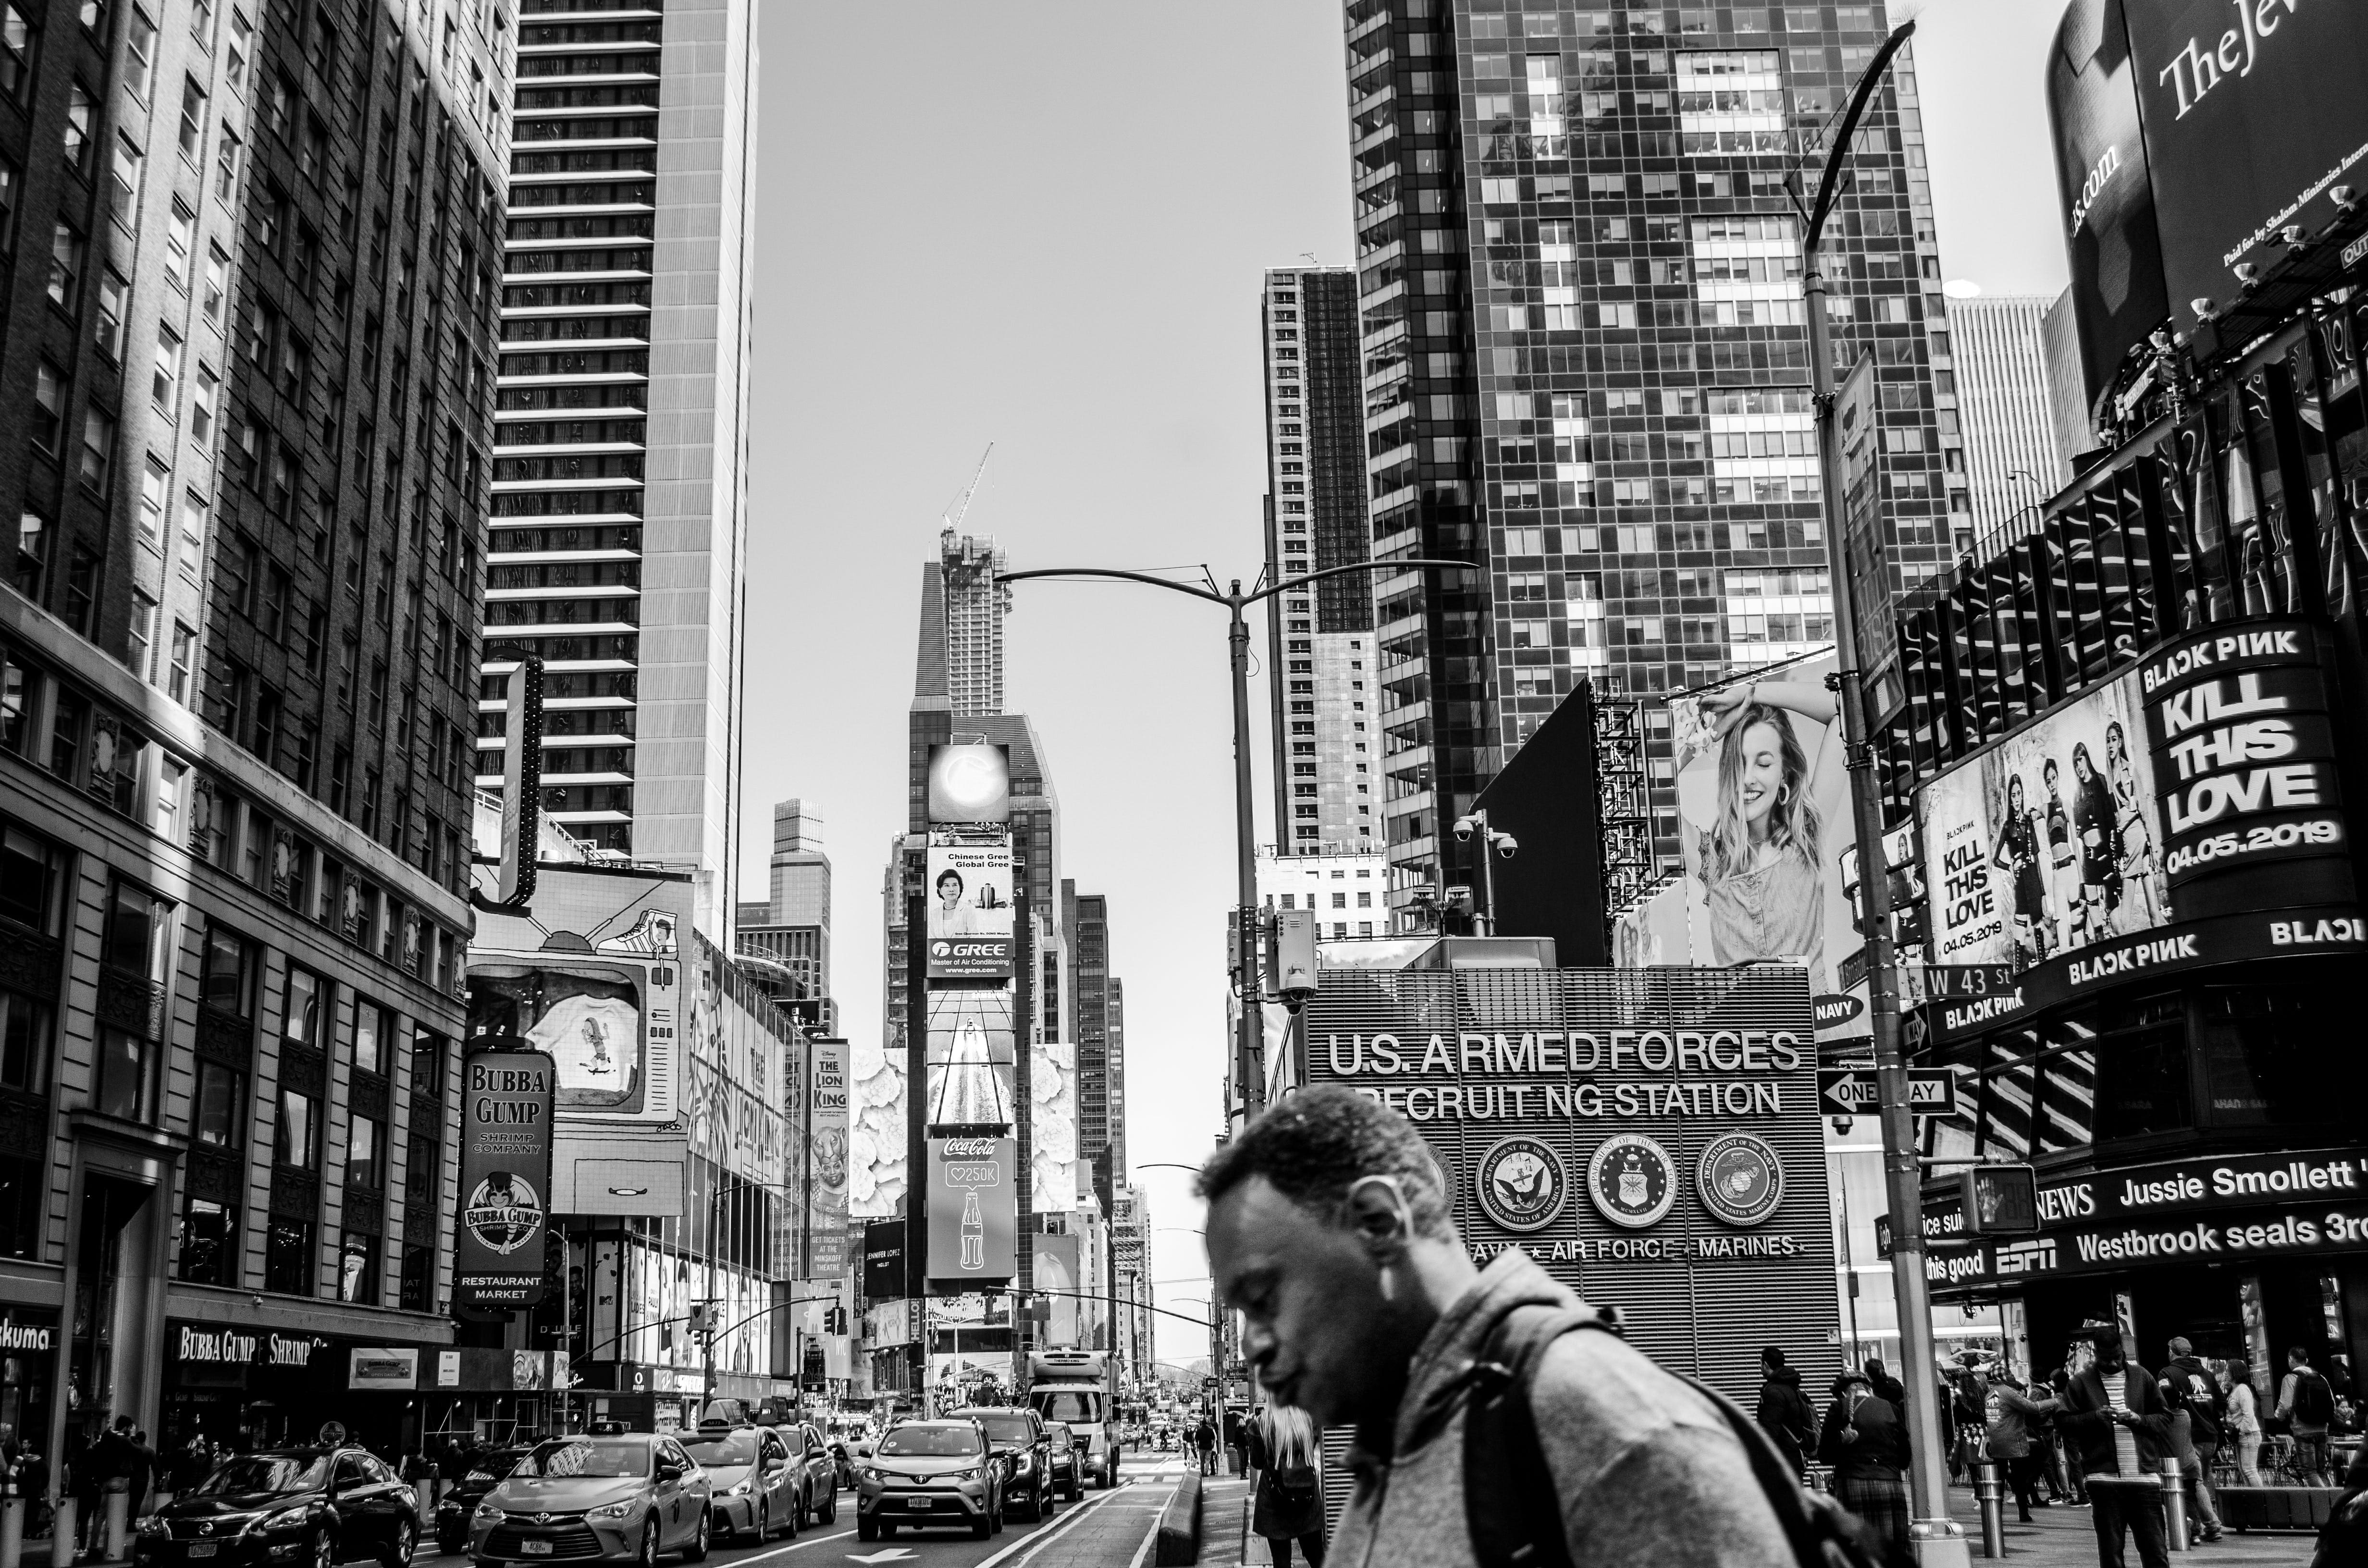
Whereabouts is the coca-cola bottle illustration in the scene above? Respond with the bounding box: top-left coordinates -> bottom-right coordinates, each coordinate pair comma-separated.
960,1189 -> 984,1269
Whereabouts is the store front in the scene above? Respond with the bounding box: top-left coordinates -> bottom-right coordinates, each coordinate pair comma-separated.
0,1307 -> 58,1457
159,1323 -> 456,1456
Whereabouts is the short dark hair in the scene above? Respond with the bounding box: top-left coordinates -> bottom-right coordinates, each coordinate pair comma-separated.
1763,1347 -> 1786,1367
1196,1085 -> 1455,1241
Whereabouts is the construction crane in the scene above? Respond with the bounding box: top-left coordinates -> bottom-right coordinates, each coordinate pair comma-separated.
941,444 -> 994,534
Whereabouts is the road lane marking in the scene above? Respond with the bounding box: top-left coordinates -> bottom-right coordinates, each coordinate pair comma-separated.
712,1525 -> 856,1564
967,1483 -> 1147,1568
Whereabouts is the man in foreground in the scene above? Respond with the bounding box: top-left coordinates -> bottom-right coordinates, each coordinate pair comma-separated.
1199,1086 -> 1792,1567
2059,1325 -> 2171,1568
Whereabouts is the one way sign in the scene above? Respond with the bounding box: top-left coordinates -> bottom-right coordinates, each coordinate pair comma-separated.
1818,1067 -> 1959,1118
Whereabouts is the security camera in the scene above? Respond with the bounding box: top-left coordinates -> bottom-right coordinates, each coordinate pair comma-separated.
1492,833 -> 1519,861
1451,815 -> 1477,843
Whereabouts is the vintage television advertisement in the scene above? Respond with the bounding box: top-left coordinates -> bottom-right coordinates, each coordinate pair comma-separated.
468,866 -> 694,1215
926,829 -> 1016,980
1302,965 -> 1838,1398
1917,619 -> 2358,1041
926,1136 -> 1018,1285
455,1046 -> 556,1312
1618,651 -> 1873,1044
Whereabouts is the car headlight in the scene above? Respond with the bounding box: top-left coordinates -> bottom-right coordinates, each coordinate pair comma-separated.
950,1468 -> 981,1483
587,1501 -> 639,1522
724,1480 -> 750,1498
136,1518 -> 168,1539
473,1502 -> 505,1522
858,1467 -> 884,1483
260,1508 -> 311,1533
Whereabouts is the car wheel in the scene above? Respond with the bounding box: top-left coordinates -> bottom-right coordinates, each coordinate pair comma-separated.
636,1520 -> 659,1568
971,1510 -> 992,1541
310,1529 -> 336,1568
824,1490 -> 838,1525
856,1516 -> 878,1544
382,1519 -> 415,1568
681,1510 -> 709,1563
752,1503 -> 766,1543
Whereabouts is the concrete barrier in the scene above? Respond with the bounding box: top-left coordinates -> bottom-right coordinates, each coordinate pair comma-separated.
1154,1471 -> 1202,1566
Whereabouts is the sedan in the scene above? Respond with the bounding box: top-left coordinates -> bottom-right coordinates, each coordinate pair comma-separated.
434,1448 -> 534,1555
469,1433 -> 711,1567
854,1421 -> 1002,1543
1043,1423 -> 1082,1504
678,1426 -> 797,1544
136,1448 -> 420,1568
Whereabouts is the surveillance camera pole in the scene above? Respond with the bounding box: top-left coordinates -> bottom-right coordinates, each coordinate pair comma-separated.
1002,557 -> 1476,1121
1795,20 -> 1963,1564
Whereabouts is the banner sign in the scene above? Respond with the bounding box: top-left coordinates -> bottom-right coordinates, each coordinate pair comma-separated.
2045,0 -> 2171,408
925,988 -> 1017,1128
1303,966 -> 1839,1395
809,1038 -> 850,1279
455,1046 -> 557,1311
863,1219 -> 907,1300
926,833 -> 1015,979
1916,621 -> 2357,1041
926,1136 -> 1017,1284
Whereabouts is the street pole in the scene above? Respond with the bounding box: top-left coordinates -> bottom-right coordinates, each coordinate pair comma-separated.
1798,21 -> 1963,1564
1000,558 -> 1476,1122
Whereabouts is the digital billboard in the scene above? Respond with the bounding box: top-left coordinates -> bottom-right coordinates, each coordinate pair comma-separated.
1917,620 -> 2357,1040
1301,966 -> 1839,1396
2046,0 -> 2171,408
455,1046 -> 556,1312
926,1136 -> 1018,1284
1618,651 -> 1869,1041
926,832 -> 1015,979
926,743 -> 1011,824
925,988 -> 1016,1128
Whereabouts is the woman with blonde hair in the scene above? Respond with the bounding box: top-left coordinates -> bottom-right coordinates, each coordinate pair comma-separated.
1246,1404 -> 1326,1566
1685,677 -> 1833,967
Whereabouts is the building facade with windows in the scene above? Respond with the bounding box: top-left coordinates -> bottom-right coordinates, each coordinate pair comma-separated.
476,0 -> 758,943
1338,0 -> 1959,893
1950,293 -> 2072,559
0,0 -> 509,1468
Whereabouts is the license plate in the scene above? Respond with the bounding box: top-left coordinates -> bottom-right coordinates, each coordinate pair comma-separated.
521,1543 -> 553,1556
907,1497 -> 931,1510
187,1546 -> 217,1559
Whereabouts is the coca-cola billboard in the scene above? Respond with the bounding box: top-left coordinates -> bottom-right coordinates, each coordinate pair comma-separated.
925,1135 -> 1016,1284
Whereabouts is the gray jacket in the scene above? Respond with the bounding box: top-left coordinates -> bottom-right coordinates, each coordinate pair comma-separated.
1328,1252 -> 1792,1568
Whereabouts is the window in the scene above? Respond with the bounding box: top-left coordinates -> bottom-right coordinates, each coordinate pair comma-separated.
47,222 -> 83,311
108,135 -> 141,228
63,83 -> 92,171
177,74 -> 206,159
10,509 -> 47,600
78,404 -> 114,494
263,1217 -> 312,1295
163,201 -> 192,290
177,490 -> 209,574
94,269 -> 124,358
167,622 -> 194,700
225,8 -> 248,89
0,154 -> 17,249
352,1002 -> 388,1075
398,1243 -> 430,1311
95,1027 -> 155,1121
101,879 -> 169,979
271,1086 -> 316,1166
213,124 -> 238,201
191,365 -> 217,441
281,965 -> 324,1045
345,1113 -> 382,1189
199,923 -> 258,1015
29,362 -> 64,455
0,820 -> 68,934
335,1230 -> 377,1304
202,245 -> 228,321
192,1058 -> 243,1146
151,324 -> 182,413
409,1029 -> 444,1096
175,1194 -> 235,1285
0,5 -> 31,107
126,589 -> 155,678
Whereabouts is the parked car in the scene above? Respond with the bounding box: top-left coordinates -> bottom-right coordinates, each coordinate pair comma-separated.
136,1447 -> 421,1568
679,1423 -> 800,1544
854,1419 -> 1003,1543
948,1408 -> 1055,1522
1043,1423 -> 1083,1503
431,1447 -> 534,1555
467,1433 -> 711,1567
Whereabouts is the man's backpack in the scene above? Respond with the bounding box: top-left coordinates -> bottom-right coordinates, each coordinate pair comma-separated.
2294,1370 -> 2336,1428
1461,1304 -> 1891,1568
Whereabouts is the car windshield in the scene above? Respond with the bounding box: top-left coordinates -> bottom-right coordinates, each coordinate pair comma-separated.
878,1428 -> 981,1458
517,1439 -> 649,1479
677,1432 -> 756,1467
973,1416 -> 1033,1445
1035,1392 -> 1103,1423
469,1452 -> 530,1482
195,1456 -> 331,1496
1046,1425 -> 1073,1446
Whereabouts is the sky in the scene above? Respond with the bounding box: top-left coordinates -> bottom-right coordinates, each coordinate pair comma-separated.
746,0 -> 2073,1367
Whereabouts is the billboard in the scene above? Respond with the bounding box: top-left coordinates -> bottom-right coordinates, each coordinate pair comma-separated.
925,988 -> 1016,1128
926,743 -> 1011,824
1033,1232 -> 1082,1347
2046,0 -> 2171,408
455,1046 -> 556,1312
2122,0 -> 2368,332
495,657 -> 544,908
862,1219 -> 907,1300
1302,966 -> 1839,1396
926,1136 -> 1018,1284
468,867 -> 693,1216
809,1037 -> 850,1277
926,832 -> 1015,979
1467,684 -> 1605,965
1917,620 -> 2357,1040
1619,651 -> 1868,1041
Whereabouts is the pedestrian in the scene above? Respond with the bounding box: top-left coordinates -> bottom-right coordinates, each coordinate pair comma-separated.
2223,1361 -> 2265,1486
2157,1338 -> 2223,1542
1982,1365 -> 2057,1524
1818,1371 -> 1910,1563
1753,1347 -> 1818,1480
1223,1404 -> 1247,1478
2314,1446 -> 2368,1568
2049,1365 -> 2089,1506
126,1429 -> 159,1519
2059,1324 -> 2172,1568
169,1437 -> 211,1496
1197,1086 -> 1792,1566
1192,1412 -> 1217,1477
1245,1405 -> 1327,1567
2280,1348 -> 2339,1487
1948,1364 -> 1986,1486
1864,1358 -> 1908,1414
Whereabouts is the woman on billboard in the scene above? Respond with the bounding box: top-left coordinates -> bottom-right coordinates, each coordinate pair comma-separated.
1990,774 -> 2054,964
2041,758 -> 2078,951
2105,722 -> 2163,931
1682,679 -> 1831,966
2070,742 -> 2124,945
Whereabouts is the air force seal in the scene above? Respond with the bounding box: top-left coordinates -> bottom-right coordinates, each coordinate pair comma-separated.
1474,1136 -> 1566,1233
1587,1133 -> 1676,1228
1696,1133 -> 1784,1227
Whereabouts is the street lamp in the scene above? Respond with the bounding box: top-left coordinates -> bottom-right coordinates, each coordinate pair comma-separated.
1796,19 -> 1964,1562
1002,557 -> 1479,1119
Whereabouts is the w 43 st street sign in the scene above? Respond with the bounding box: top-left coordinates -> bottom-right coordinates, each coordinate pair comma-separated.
1818,1067 -> 1960,1118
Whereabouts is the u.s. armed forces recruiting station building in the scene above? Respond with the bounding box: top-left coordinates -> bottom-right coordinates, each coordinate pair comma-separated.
1303,965 -> 1841,1398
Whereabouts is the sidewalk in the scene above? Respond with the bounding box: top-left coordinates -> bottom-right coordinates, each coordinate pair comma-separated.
1931,1486 -> 2315,1567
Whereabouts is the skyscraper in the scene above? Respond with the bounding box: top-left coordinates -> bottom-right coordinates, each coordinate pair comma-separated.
736,797 -> 833,1017
0,0 -> 507,1448
1064,883 -> 1125,1203
1261,267 -> 1381,856
1951,294 -> 2073,558
1337,1 -> 1959,889
477,0 -> 760,940
941,527 -> 1010,719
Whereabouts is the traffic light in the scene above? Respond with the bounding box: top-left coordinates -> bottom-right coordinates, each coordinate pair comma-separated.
687,1302 -> 714,1335
1959,1164 -> 2041,1236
